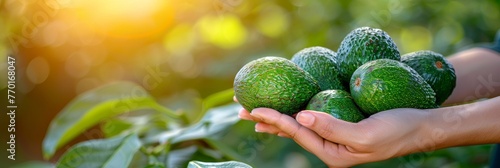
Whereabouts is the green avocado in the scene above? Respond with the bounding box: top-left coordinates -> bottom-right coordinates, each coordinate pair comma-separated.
291,46 -> 344,91
401,50 -> 456,105
234,56 -> 321,115
350,59 -> 437,115
337,27 -> 401,88
306,90 -> 365,123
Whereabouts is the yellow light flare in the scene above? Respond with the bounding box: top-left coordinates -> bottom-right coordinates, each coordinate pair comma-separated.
256,4 -> 289,38
198,14 -> 247,49
73,0 -> 174,39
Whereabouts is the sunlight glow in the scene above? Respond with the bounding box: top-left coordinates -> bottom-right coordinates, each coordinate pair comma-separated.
164,24 -> 196,55
198,14 -> 247,49
256,4 -> 289,38
74,0 -> 174,38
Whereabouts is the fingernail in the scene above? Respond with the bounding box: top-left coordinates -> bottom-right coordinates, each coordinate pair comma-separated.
297,112 -> 314,126
255,126 -> 262,132
277,132 -> 288,138
238,112 -> 244,119
250,110 -> 263,121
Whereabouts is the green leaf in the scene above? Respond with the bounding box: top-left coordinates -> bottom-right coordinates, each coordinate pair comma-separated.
56,134 -> 141,168
201,88 -> 234,113
42,82 -> 178,159
188,88 -> 234,125
153,103 -> 240,144
101,118 -> 134,138
187,161 -> 252,168
204,138 -> 247,162
145,155 -> 166,168
160,146 -> 222,168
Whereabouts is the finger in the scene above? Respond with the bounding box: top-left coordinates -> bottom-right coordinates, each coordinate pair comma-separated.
277,132 -> 292,138
238,108 -> 254,121
255,122 -> 282,134
233,96 -> 238,102
250,108 -> 338,156
296,110 -> 360,145
254,122 -> 292,138
239,108 -> 263,122
255,122 -> 292,138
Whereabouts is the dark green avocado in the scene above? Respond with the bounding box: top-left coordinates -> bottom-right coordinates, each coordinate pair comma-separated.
336,27 -> 401,88
291,46 -> 344,91
234,56 -> 321,115
350,59 -> 437,115
306,90 -> 365,123
401,50 -> 456,105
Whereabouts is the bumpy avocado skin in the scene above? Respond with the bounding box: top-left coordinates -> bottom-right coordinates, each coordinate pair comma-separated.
350,59 -> 437,115
234,56 -> 321,115
306,90 -> 365,123
337,27 -> 401,88
401,50 -> 456,105
291,46 -> 344,91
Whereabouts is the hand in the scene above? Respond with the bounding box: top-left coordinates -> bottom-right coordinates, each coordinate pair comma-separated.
238,107 -> 431,167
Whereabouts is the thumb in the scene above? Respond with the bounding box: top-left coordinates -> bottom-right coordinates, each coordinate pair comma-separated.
296,110 -> 360,145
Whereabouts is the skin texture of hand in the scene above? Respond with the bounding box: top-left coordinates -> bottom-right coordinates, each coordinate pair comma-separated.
239,107 -> 430,167
238,96 -> 500,167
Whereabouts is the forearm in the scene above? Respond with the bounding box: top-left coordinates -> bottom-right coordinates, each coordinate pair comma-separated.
444,48 -> 500,105
426,96 -> 500,150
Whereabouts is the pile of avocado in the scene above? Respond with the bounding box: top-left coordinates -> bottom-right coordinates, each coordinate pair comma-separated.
234,27 -> 456,122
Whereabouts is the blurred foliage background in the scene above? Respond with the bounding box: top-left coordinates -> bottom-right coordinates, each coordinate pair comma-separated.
0,0 -> 499,167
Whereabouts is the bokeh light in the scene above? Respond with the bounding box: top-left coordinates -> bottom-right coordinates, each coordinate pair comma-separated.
0,0 -> 499,167
73,0 -> 174,39
198,14 -> 247,49
26,56 -> 50,84
256,4 -> 289,38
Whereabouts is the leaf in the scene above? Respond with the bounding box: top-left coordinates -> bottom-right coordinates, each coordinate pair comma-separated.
56,134 -> 141,168
187,161 -> 252,168
154,103 -> 240,144
189,88 -> 235,125
42,81 -> 178,159
201,88 -> 234,113
204,138 -> 247,162
161,146 -> 222,168
101,118 -> 134,138
145,155 -> 166,168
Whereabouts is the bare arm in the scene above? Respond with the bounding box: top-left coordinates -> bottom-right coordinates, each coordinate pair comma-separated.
239,96 -> 500,167
431,96 -> 500,149
444,48 -> 500,105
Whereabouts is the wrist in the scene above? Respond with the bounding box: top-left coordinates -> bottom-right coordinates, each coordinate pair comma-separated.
423,106 -> 463,150
427,97 -> 500,150
407,109 -> 447,154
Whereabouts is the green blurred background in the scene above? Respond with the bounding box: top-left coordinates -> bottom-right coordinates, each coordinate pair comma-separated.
0,0 -> 498,167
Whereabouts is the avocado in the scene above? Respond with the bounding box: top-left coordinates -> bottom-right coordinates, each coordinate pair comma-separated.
234,56 -> 321,115
401,50 -> 456,105
306,90 -> 365,123
350,59 -> 436,115
291,46 -> 344,91
337,27 -> 401,88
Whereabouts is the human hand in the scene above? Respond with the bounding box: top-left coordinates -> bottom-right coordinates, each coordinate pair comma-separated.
238,106 -> 432,167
